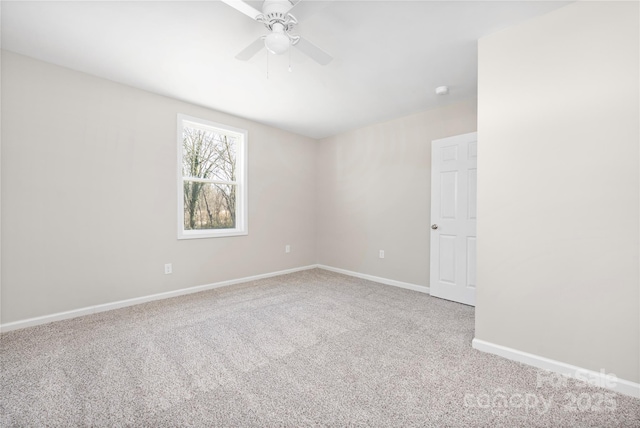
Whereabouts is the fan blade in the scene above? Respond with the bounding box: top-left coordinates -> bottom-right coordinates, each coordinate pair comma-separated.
289,0 -> 335,23
294,37 -> 333,65
220,0 -> 262,21
236,37 -> 265,60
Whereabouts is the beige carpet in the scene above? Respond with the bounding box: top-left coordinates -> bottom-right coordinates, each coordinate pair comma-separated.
1,269 -> 639,427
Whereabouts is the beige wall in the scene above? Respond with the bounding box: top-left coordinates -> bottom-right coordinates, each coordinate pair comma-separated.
316,101 -> 477,286
1,51 -> 317,324
476,1 -> 639,382
1,51 -> 478,325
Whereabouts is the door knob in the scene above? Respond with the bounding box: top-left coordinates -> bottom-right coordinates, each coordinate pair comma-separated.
431,224 -> 438,230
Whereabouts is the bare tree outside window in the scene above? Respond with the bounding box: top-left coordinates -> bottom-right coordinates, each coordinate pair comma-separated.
182,126 -> 237,230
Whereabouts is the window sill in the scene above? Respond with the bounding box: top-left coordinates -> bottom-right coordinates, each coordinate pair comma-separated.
178,229 -> 248,240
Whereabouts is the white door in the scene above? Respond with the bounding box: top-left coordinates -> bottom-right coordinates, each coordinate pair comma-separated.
430,132 -> 477,306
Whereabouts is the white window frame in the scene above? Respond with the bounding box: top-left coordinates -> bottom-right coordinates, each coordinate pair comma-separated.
177,114 -> 248,239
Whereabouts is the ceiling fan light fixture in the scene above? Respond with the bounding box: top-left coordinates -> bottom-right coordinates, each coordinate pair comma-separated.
265,32 -> 290,55
264,22 -> 290,55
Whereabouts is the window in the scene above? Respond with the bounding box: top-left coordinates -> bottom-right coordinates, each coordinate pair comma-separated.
177,114 -> 247,239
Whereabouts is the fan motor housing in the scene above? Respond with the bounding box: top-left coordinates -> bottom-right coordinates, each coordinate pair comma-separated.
262,0 -> 295,29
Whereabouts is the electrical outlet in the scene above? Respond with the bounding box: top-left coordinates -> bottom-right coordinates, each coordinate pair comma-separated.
285,245 -> 291,253
379,250 -> 385,259
164,263 -> 172,274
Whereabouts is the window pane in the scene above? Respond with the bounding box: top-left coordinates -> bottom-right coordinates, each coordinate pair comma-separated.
182,126 -> 237,182
183,182 -> 236,230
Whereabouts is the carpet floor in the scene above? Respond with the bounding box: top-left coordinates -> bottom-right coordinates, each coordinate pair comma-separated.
1,268 -> 639,427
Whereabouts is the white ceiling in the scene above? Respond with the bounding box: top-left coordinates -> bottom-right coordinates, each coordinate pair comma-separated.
1,0 -> 569,139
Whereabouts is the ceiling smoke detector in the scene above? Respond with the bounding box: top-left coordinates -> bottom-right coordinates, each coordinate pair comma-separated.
435,86 -> 449,95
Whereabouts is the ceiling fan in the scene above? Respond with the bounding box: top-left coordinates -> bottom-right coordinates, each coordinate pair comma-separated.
220,0 -> 333,65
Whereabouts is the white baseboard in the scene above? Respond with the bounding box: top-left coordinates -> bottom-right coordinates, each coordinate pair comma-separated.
472,338 -> 640,399
0,265 -> 318,333
0,264 -> 425,333
317,264 -> 429,294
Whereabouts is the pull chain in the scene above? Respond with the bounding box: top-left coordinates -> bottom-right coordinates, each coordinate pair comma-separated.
266,50 -> 269,79
288,47 -> 292,73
